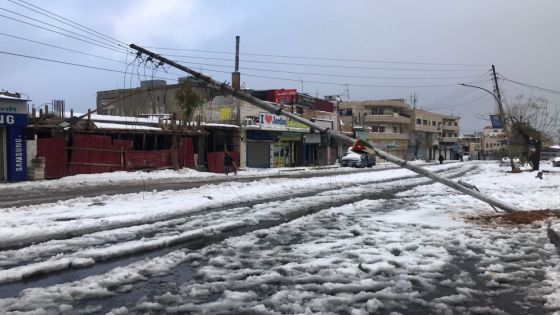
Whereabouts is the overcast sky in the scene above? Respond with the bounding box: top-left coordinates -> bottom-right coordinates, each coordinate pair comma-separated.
1,0 -> 559,134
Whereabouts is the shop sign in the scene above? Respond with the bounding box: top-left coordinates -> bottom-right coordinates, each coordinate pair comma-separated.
7,127 -> 27,181
259,112 -> 287,128
303,133 -> 321,144
279,132 -> 302,142
0,102 -> 27,114
287,119 -> 308,129
0,113 -> 27,127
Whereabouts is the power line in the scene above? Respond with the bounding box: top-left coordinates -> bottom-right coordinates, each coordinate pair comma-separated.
168,57 -> 486,81
174,60 -> 486,80
176,60 -> 458,88
0,32 -> 125,63
146,46 -> 489,67
424,72 -> 492,107
10,0 -> 128,47
0,12 -> 127,54
426,93 -> 492,111
0,50 -> 177,81
7,0 -> 126,48
162,53 -> 487,72
499,75 -> 560,96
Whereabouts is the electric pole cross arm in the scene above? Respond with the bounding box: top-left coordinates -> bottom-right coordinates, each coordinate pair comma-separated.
129,44 -> 520,213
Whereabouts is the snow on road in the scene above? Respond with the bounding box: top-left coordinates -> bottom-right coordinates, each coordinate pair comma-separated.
0,161 -> 559,314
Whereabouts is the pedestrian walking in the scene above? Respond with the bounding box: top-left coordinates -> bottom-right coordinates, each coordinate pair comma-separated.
438,154 -> 445,164
224,151 -> 237,175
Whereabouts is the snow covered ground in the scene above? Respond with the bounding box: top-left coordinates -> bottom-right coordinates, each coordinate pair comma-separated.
0,161 -> 559,314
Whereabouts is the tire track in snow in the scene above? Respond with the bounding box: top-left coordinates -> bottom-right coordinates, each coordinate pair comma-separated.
0,165 -> 476,296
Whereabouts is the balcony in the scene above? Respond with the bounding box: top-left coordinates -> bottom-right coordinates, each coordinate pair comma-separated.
364,114 -> 410,124
441,125 -> 459,132
413,125 -> 439,133
365,132 -> 410,141
441,137 -> 459,143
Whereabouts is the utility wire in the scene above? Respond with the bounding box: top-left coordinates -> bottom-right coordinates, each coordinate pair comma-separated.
10,0 -> 128,48
169,57 -> 486,80
7,0 -> 126,48
0,32 -> 125,63
163,53 -> 487,72
0,32 -> 187,79
146,46 -> 489,67
176,60 -> 458,88
498,75 -> 560,96
0,50 -> 177,81
0,12 -> 127,54
426,93 -> 492,111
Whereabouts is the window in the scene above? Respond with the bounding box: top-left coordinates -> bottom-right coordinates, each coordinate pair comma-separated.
438,122 -> 442,126
339,109 -> 352,116
432,121 -> 436,126
393,126 -> 397,133
423,120 -> 428,125
371,126 -> 385,133
371,107 -> 384,115
454,122 -> 458,126
416,119 -> 421,124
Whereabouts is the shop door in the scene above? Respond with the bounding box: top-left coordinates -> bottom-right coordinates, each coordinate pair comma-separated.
246,141 -> 270,168
0,128 -> 5,181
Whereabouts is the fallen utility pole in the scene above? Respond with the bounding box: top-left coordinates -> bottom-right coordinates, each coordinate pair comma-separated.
129,44 -> 519,213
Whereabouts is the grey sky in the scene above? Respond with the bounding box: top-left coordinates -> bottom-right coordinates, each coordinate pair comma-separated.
1,0 -> 559,134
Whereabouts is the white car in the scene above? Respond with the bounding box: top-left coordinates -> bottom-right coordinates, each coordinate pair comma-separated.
340,152 -> 375,168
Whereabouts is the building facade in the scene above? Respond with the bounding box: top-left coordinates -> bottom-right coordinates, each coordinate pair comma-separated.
480,126 -> 507,159
338,99 -> 412,159
97,80 -> 339,169
339,99 -> 461,160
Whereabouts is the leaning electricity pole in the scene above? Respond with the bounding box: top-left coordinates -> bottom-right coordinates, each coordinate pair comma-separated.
491,65 -> 516,171
129,44 -> 519,213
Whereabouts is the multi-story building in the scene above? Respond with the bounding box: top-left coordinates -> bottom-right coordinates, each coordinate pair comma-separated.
339,99 -> 461,160
338,99 -> 412,159
460,133 -> 482,160
480,126 -> 507,159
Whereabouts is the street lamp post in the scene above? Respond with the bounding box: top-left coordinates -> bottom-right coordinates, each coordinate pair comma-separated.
458,83 -> 516,171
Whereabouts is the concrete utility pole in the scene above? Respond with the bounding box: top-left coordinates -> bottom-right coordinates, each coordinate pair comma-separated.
129,44 -> 520,213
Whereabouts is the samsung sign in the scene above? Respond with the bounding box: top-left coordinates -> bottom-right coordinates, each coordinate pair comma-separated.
0,113 -> 27,127
7,127 -> 27,181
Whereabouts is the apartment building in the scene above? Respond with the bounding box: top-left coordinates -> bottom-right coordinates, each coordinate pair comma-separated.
339,99 -> 461,160
338,99 -> 412,159
480,126 -> 507,159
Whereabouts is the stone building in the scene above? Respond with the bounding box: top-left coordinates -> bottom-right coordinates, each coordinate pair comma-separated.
338,99 -> 412,159
339,99 -> 461,161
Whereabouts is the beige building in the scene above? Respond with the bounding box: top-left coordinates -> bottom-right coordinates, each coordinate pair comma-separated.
339,99 -> 460,160
339,99 -> 412,158
481,126 -> 507,159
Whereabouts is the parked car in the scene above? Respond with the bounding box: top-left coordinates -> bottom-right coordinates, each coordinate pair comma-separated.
340,152 -> 375,168
552,157 -> 560,167
461,154 -> 470,161
500,156 -> 521,166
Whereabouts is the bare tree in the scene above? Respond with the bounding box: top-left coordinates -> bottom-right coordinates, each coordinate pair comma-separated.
503,95 -> 559,170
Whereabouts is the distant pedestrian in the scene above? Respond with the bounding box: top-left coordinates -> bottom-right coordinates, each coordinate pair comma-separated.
224,151 -> 237,175
438,154 -> 445,164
